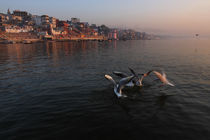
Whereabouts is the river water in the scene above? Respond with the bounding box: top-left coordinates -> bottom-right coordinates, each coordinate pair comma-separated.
0,39 -> 210,140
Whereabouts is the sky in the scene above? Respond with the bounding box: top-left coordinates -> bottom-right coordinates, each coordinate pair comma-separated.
0,0 -> 210,36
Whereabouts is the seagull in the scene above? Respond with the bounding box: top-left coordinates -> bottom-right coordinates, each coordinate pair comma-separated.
113,68 -> 152,87
128,67 -> 153,86
105,74 -> 134,98
152,71 -> 174,86
112,71 -> 135,87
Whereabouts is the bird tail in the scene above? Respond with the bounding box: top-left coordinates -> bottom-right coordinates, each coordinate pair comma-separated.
166,81 -> 175,86
162,72 -> 175,86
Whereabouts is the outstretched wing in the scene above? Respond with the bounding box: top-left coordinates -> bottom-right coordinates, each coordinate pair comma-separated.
117,75 -> 134,92
113,71 -> 128,78
128,67 -> 138,77
153,71 -> 163,81
145,70 -> 153,76
139,70 -> 154,85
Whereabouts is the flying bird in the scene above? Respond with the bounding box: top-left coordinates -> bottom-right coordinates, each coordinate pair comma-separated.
105,74 -> 134,98
152,71 -> 174,86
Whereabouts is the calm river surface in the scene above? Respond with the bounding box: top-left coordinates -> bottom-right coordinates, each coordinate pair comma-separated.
0,39 -> 210,140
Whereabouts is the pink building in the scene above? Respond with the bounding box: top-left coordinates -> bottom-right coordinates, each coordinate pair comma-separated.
108,29 -> 118,40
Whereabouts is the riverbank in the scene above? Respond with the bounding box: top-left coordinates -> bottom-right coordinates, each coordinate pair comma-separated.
0,32 -> 108,44
0,36 -> 107,44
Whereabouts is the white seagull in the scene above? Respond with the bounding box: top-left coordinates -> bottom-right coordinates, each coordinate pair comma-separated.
152,71 -> 174,86
105,74 -> 134,98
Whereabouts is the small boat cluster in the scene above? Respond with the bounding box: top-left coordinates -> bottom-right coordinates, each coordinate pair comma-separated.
105,68 -> 174,98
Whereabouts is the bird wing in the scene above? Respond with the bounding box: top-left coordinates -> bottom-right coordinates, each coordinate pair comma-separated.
117,75 -> 134,92
146,70 -> 153,76
166,81 -> 175,86
128,67 -> 138,77
153,71 -> 163,81
138,70 -> 154,84
113,71 -> 128,78
105,74 -> 117,86
162,71 -> 167,78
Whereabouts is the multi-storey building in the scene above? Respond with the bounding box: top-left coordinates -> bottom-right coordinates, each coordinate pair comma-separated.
32,15 -> 42,26
71,18 -> 80,24
13,10 -> 28,18
49,17 -> 57,28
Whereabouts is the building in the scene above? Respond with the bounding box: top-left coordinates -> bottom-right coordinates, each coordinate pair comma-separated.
108,29 -> 118,40
0,14 -> 5,25
57,21 -> 69,33
41,15 -> 50,29
7,9 -> 11,15
49,17 -> 57,28
32,15 -> 41,26
13,10 -> 28,17
83,22 -> 89,28
98,25 -> 110,36
91,24 -> 96,28
51,28 -> 62,35
57,21 -> 69,28
113,30 -> 118,40
0,13 -> 9,23
11,15 -> 22,21
41,15 -> 49,24
3,25 -> 33,33
71,18 -> 80,24
0,16 -> 3,26
79,23 -> 85,28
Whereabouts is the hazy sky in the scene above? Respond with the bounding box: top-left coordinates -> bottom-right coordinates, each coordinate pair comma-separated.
1,0 -> 210,36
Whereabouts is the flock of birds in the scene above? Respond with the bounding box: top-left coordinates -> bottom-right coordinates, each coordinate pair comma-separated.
105,68 -> 174,98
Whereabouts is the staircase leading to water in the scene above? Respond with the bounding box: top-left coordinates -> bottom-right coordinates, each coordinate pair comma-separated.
0,33 -> 10,40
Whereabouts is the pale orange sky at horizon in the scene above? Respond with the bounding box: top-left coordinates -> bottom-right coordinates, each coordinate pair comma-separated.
102,1 -> 210,36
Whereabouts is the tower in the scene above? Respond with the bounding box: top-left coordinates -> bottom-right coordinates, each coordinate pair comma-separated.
7,8 -> 11,15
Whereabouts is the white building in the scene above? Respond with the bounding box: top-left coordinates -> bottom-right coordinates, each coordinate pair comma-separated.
4,25 -> 33,33
51,28 -> 61,35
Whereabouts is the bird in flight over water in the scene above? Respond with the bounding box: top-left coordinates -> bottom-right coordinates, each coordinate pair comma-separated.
105,74 -> 134,98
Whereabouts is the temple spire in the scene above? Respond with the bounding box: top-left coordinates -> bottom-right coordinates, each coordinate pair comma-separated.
7,8 -> 11,15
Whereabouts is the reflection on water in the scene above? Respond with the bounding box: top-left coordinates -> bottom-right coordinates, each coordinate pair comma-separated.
0,41 -> 101,63
0,39 -> 210,140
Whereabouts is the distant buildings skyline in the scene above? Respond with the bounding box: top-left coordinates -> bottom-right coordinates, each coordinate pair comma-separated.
1,0 -> 210,36
0,9 -> 154,43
